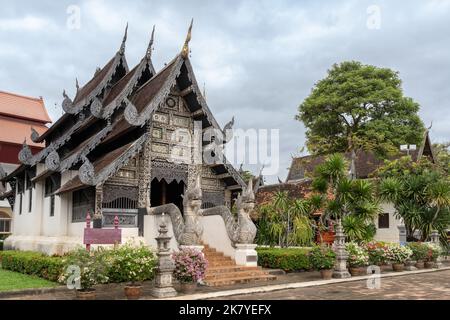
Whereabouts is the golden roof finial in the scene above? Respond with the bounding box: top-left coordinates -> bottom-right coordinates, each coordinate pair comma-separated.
181,18 -> 193,59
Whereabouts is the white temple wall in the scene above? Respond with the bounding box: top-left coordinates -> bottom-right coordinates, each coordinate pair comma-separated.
374,202 -> 404,243
143,214 -> 179,251
200,215 -> 235,259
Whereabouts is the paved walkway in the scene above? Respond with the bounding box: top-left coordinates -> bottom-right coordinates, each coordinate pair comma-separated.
210,269 -> 450,300
2,264 -> 449,300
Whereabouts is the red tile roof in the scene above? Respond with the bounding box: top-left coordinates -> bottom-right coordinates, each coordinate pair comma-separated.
0,91 -> 52,124
0,117 -> 47,147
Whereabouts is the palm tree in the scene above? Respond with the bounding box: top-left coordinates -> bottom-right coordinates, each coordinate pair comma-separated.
312,154 -> 380,243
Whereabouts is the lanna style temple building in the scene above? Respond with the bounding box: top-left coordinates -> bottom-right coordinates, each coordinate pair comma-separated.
0,23 -> 271,284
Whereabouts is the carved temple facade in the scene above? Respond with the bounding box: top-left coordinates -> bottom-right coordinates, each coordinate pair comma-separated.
0,23 -> 257,261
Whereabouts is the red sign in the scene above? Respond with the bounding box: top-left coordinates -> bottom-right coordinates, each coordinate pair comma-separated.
83,212 -> 122,251
83,228 -> 122,245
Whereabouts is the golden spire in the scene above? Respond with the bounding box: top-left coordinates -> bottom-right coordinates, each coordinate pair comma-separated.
181,18 -> 193,59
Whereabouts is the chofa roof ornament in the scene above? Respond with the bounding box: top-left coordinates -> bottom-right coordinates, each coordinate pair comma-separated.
119,22 -> 128,56
30,127 -> 40,143
18,140 -> 33,164
79,156 -> 95,185
223,116 -> 234,143
62,90 -> 75,114
45,150 -> 61,171
145,25 -> 155,60
181,18 -> 193,59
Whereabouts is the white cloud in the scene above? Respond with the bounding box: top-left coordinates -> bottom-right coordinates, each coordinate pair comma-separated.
0,15 -> 51,31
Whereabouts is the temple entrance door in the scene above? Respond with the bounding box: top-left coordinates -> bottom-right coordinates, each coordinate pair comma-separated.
150,178 -> 185,213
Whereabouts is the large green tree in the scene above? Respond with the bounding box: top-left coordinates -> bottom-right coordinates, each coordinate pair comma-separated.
297,61 -> 425,157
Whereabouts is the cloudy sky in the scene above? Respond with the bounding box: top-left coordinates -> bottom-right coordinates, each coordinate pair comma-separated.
1,0 -> 449,183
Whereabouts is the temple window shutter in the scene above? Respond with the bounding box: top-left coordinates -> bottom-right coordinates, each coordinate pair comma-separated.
378,213 -> 389,229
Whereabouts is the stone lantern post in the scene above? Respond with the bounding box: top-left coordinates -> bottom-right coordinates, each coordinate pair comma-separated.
430,230 -> 443,269
332,219 -> 351,278
151,214 -> 177,298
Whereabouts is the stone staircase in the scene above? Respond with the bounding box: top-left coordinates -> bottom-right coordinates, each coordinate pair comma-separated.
202,243 -> 277,287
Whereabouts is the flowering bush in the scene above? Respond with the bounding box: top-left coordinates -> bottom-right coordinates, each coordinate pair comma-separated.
59,247 -> 109,290
345,242 -> 369,267
424,243 -> 442,262
406,242 -> 429,261
309,245 -> 336,270
364,241 -> 388,265
102,242 -> 157,285
172,248 -> 208,283
385,244 -> 412,264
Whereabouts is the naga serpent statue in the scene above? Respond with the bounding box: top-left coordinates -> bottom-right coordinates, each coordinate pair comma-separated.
148,174 -> 257,247
148,175 -> 204,246
202,179 -> 257,246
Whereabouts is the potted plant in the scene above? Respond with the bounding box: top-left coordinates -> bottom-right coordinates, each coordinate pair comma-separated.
345,242 -> 369,276
59,248 -> 108,300
385,244 -> 412,272
364,241 -> 388,266
172,248 -> 208,294
424,243 -> 442,268
108,242 -> 157,299
406,242 -> 428,269
309,244 -> 336,279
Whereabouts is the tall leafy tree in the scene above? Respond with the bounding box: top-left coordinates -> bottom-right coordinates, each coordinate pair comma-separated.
377,156 -> 450,244
297,61 -> 425,158
433,142 -> 450,175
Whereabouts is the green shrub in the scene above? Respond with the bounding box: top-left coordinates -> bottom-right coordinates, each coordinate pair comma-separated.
256,247 -> 311,271
0,251 -> 63,282
406,242 -> 429,261
309,245 -> 335,270
99,243 -> 157,284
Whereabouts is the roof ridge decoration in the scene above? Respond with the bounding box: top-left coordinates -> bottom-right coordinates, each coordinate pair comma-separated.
21,113 -> 88,165
101,27 -> 158,120
119,23 -> 128,56
181,18 -> 193,59
146,25 -> 155,60
124,55 -> 184,126
30,127 -> 40,143
18,140 -> 33,164
60,23 -> 130,116
79,133 -> 148,185
43,121 -> 114,172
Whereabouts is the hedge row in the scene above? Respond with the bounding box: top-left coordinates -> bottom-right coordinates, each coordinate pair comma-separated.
0,251 -> 64,282
256,247 -> 312,272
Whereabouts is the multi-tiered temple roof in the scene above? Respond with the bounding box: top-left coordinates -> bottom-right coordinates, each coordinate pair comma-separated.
0,21 -> 245,201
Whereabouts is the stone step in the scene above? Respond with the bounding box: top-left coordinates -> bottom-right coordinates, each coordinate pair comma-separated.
205,257 -> 234,263
207,260 -> 236,267
206,266 -> 261,274
205,270 -> 270,280
205,275 -> 277,287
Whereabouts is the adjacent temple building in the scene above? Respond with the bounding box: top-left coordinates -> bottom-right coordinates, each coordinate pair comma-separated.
0,22 -> 263,267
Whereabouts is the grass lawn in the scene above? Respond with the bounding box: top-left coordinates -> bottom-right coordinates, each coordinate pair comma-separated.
0,268 -> 58,292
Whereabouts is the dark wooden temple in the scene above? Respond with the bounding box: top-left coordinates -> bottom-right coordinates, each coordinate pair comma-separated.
0,22 -> 246,235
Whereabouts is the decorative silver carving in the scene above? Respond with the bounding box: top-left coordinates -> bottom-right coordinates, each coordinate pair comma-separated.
45,150 -> 60,171
151,161 -> 188,184
18,140 -> 33,165
62,90 -> 75,114
58,122 -> 113,172
103,184 -> 138,203
124,56 -> 184,126
90,97 -> 103,118
223,116 -> 234,143
79,156 -> 95,185
30,127 -> 40,143
78,133 -> 148,186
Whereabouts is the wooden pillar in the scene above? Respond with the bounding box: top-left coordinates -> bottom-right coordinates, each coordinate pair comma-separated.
138,122 -> 152,208
161,181 -> 166,205
93,184 -> 103,228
